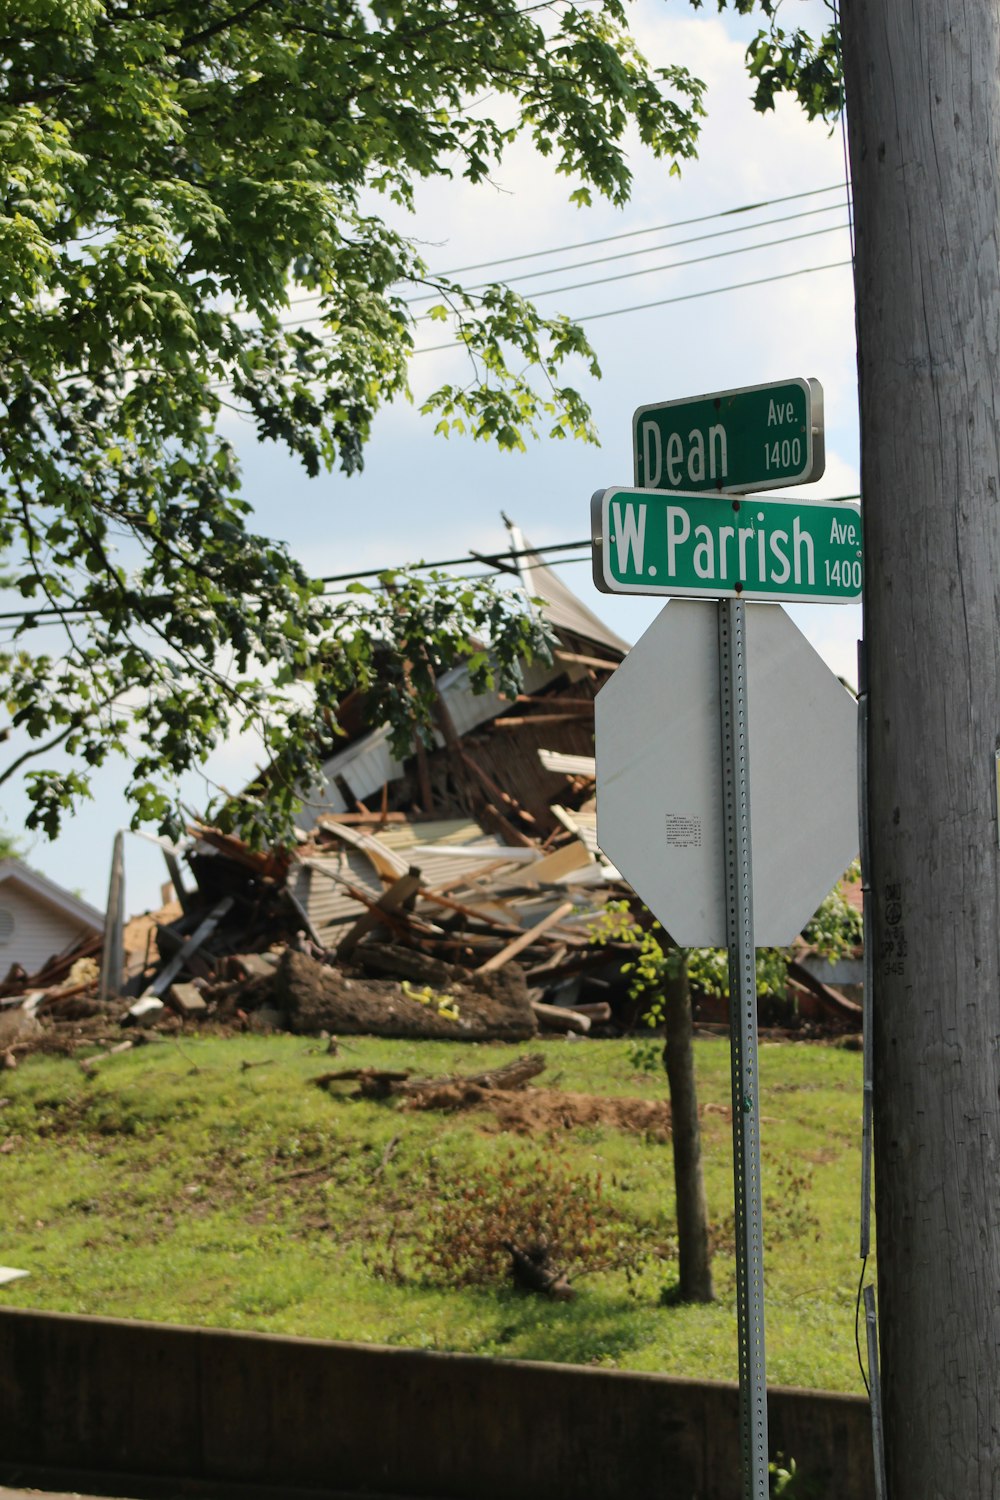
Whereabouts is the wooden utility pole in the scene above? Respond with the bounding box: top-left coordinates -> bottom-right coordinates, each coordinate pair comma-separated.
842,4 -> 1000,1491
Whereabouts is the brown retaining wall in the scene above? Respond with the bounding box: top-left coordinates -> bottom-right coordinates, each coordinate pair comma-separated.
0,1307 -> 873,1499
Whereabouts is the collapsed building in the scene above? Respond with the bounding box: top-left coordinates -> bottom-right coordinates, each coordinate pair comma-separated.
0,532 -> 861,1061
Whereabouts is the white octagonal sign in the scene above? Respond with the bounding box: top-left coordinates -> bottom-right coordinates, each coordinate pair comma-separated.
595,600 -> 858,947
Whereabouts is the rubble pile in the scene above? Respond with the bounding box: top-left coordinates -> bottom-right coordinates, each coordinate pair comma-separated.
0,797 -> 864,1068
0,809 -> 643,1065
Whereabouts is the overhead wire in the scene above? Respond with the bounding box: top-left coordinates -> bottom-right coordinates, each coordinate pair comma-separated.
413,257 -> 854,353
274,216 -> 851,333
204,178 -> 854,389
414,201 -> 850,295
283,182 -> 848,308
432,181 -> 847,276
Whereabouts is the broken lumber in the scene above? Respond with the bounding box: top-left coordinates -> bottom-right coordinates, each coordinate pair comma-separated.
531,1001 -> 591,1035
312,1066 -> 413,1099
313,1052 -> 545,1101
492,713 -> 591,729
143,896 -> 234,999
336,871 -> 424,959
479,900 -> 575,973
568,1000 -> 612,1023
504,1240 -> 575,1301
416,888 -> 523,933
553,649 -> 619,672
786,959 -> 863,1025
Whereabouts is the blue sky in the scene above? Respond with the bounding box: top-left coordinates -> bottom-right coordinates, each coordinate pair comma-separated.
5,1 -> 861,915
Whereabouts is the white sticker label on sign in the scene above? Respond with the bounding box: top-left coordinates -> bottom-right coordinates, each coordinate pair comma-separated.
665,814 -> 703,849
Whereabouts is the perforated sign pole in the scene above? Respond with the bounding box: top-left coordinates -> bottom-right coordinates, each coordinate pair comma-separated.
718,598 -> 769,1498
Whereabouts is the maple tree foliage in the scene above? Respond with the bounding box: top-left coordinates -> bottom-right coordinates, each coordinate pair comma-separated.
0,0 -> 836,840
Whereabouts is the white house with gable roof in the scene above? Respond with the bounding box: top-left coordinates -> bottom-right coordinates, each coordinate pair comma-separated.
0,858 -> 104,978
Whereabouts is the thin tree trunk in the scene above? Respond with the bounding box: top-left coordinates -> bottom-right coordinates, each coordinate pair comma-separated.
661,954 -> 714,1303
842,3 -> 1000,1491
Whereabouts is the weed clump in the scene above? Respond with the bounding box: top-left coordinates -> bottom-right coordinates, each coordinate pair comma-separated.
369,1148 -> 656,1296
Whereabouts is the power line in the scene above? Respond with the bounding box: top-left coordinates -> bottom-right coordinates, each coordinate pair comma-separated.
414,257 -> 854,353
413,202 -> 850,297
0,540 -> 595,625
284,182 -> 848,308
315,536 -> 589,584
482,221 -> 850,307
434,182 -> 847,276
320,496 -> 862,590
274,207 -> 852,330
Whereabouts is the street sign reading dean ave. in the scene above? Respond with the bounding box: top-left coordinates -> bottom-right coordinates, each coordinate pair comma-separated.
633,377 -> 824,494
591,487 -> 863,603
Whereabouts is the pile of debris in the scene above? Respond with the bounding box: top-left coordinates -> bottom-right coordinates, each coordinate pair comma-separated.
0,529 -> 862,1059
0,805 -> 643,1065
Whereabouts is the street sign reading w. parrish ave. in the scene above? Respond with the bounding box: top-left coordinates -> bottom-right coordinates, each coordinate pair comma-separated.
633,377 -> 824,494
591,487 -> 863,603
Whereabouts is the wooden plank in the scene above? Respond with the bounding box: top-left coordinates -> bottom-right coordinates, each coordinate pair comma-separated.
98,830 -> 125,1002
142,896 -> 234,999
492,713 -> 590,729
554,650 -> 620,671
478,900 -> 575,973
531,1000 -> 591,1034
316,811 -> 408,826
520,841 -> 592,886
336,872 -> 425,959
515,696 -> 597,710
416,889 -> 524,933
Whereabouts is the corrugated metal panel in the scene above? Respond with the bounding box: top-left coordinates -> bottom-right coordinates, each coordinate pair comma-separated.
292,854 -> 385,933
434,655 -> 567,740
407,852 -> 510,891
373,819 -> 483,852
296,725 -> 405,834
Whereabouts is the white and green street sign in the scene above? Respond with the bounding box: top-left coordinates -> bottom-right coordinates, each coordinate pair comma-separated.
633,377 -> 824,494
591,487 -> 863,603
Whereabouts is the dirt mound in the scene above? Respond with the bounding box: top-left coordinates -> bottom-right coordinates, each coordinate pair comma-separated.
275,949 -> 537,1042
401,1083 -> 673,1138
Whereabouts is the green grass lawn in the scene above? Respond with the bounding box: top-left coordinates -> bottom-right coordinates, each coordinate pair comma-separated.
0,1031 -> 870,1393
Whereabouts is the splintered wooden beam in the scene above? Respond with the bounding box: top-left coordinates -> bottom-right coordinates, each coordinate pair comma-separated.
417,888 -> 524,933
478,900 -> 575,973
553,650 -> 620,672
514,695 -> 597,710
143,896 -> 234,999
492,713 -> 591,728
336,872 -> 425,959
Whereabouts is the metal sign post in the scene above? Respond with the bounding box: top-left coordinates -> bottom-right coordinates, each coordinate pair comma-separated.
719,598 -> 768,1498
593,375 -> 858,1500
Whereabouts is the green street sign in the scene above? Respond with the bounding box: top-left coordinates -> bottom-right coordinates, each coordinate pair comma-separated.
591,487 -> 863,603
633,378 -> 824,494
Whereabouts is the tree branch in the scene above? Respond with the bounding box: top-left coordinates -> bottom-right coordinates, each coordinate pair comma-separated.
174,0 -> 275,52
